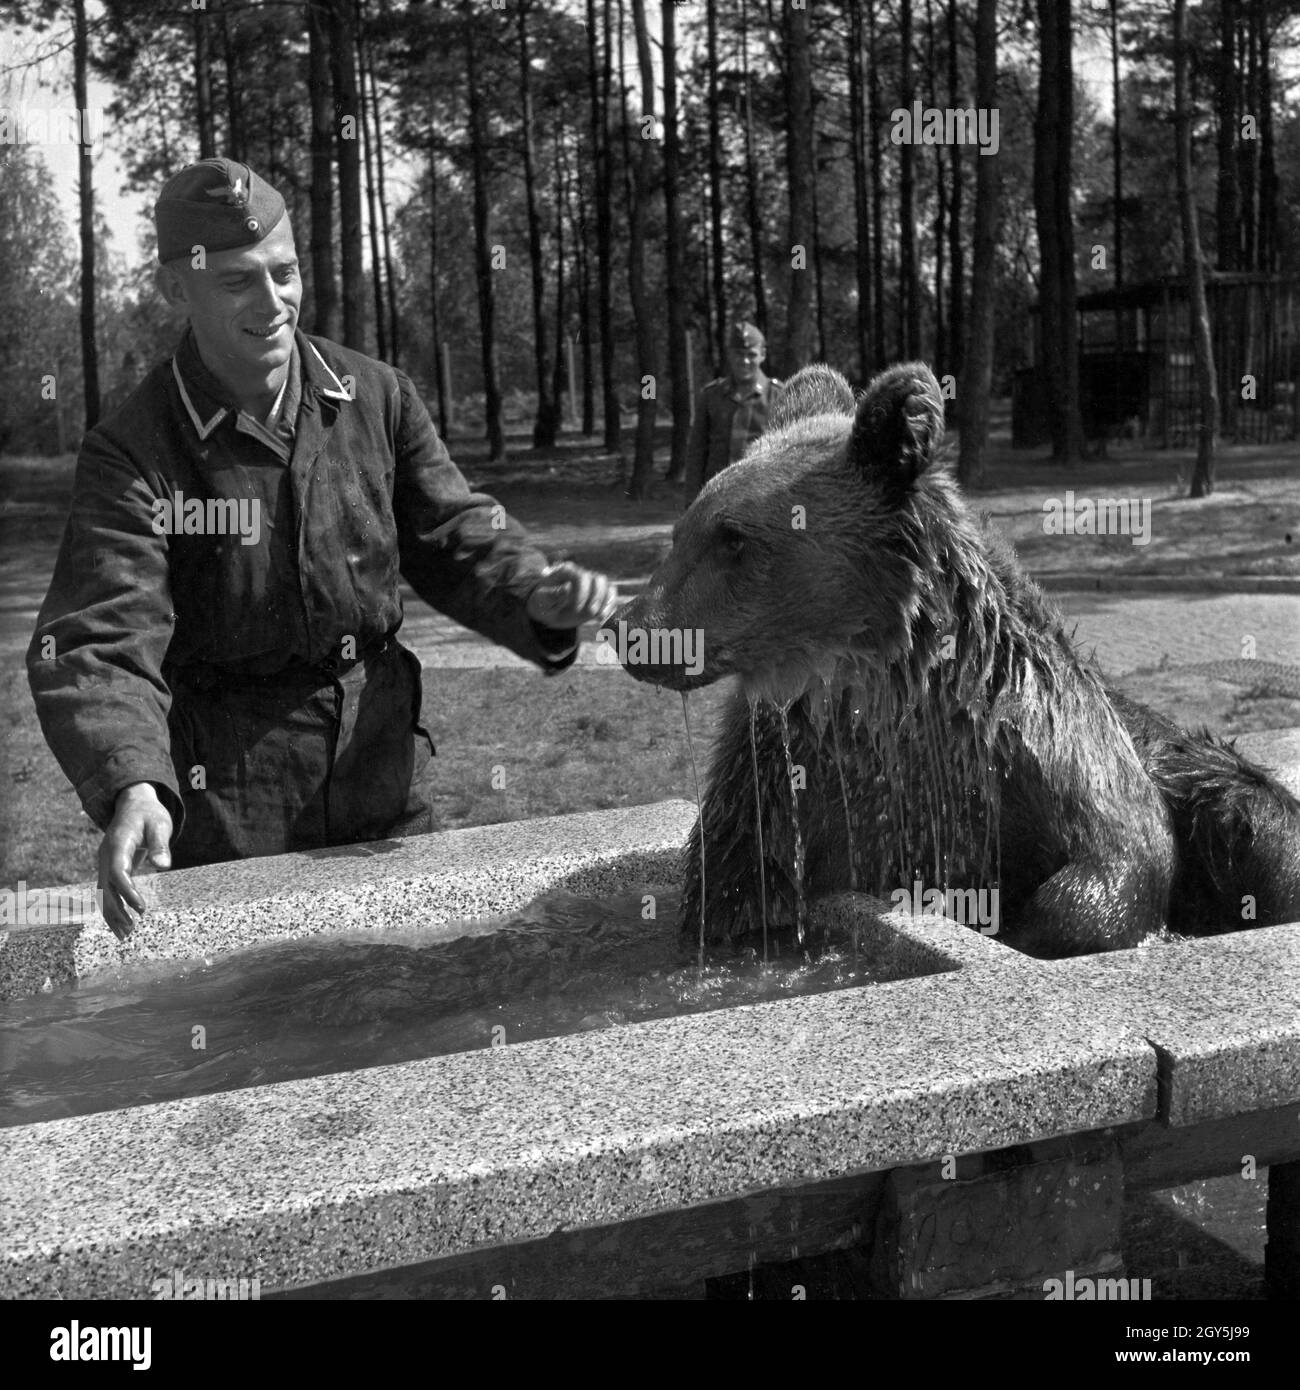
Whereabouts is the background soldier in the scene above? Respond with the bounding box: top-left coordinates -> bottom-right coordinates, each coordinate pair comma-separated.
681,321 -> 783,507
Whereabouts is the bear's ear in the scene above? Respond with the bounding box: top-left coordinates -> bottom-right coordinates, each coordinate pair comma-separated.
849,362 -> 945,495
767,364 -> 855,431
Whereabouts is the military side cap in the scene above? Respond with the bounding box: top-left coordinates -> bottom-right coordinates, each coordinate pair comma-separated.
728,321 -> 765,350
155,158 -> 286,264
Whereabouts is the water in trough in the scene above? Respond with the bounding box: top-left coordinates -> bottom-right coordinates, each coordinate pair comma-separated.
0,886 -> 882,1129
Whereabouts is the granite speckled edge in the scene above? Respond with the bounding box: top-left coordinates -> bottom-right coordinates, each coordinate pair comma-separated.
0,801 -> 700,1000
813,892 -> 1034,976
860,725 -> 1300,1131
4,732 -> 1298,1296
0,957 -> 1156,1299
1034,922 -> 1300,1127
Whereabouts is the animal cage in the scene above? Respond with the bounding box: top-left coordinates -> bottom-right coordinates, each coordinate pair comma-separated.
1015,273 -> 1300,448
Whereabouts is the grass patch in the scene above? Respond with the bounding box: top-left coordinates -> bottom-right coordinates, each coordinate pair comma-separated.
0,662 -> 732,889
0,662 -> 102,889
421,666 -> 728,833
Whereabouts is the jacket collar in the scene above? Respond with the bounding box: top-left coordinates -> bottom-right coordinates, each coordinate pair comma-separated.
298,335 -> 353,405
171,332 -> 231,440
171,328 -> 304,438
171,329 -> 352,441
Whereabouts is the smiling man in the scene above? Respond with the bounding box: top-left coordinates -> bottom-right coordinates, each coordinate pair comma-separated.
28,158 -> 614,938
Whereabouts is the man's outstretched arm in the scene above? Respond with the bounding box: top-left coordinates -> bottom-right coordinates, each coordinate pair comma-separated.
391,372 -> 614,666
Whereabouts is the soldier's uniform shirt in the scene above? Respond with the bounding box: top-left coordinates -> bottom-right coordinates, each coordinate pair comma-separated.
683,372 -> 782,506
27,329 -> 576,868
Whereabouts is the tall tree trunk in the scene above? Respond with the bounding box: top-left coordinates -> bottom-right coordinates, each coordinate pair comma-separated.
625,0 -> 658,499
1240,2 -> 1259,271
662,0 -> 690,478
193,7 -> 216,157
357,0 -> 386,359
811,153 -> 827,361
1175,0 -> 1218,498
550,130 -> 567,436
958,0 -> 999,488
574,139 -> 595,435
551,126 -> 569,431
928,0 -> 946,371
587,0 -> 619,451
517,0 -> 558,448
72,0 -> 99,430
741,0 -> 767,336
848,0 -> 871,382
618,0 -> 633,264
1216,0 -> 1240,270
219,0 -> 245,160
706,0 -> 727,374
465,15 -> 505,460
898,0 -> 920,359
1257,0 -> 1277,275
782,0 -> 815,374
1107,0 -> 1126,419
366,26 -> 399,365
1213,0 -> 1238,436
307,1 -> 338,339
427,151 -> 448,438
1109,0 -> 1124,289
946,0 -> 964,382
1033,0 -> 1083,462
867,0 -> 885,370
263,81 -> 283,195
329,0 -> 365,349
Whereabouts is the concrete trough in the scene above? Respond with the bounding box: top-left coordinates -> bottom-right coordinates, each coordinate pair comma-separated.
2,732 -> 1299,1300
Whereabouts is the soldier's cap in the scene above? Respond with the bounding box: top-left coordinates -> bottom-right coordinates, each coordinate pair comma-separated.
155,158 -> 286,265
728,321 -> 765,351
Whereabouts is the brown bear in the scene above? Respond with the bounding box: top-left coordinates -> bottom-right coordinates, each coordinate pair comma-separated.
612,362 -> 1300,958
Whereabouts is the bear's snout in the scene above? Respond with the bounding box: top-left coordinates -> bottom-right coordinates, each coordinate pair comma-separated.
604,595 -> 714,690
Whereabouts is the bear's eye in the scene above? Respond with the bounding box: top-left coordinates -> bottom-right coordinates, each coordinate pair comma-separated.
716,523 -> 746,561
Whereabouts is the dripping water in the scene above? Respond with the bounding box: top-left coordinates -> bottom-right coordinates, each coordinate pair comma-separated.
828,707 -> 859,966
827,702 -> 858,892
748,699 -> 770,965
669,628 -> 1013,965
919,696 -> 946,886
681,691 -> 707,971
778,702 -> 808,949
849,663 -> 1007,915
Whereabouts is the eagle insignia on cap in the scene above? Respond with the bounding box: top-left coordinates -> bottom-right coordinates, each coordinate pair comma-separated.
205,175 -> 248,207
156,160 -> 285,262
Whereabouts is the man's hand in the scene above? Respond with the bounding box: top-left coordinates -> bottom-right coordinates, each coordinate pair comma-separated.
526,562 -> 618,630
98,783 -> 174,941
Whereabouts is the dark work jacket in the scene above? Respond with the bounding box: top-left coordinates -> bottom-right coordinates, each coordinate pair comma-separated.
682,373 -> 782,507
27,329 -> 575,865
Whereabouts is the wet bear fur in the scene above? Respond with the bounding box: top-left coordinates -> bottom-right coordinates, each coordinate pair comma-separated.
615,362 -> 1300,957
